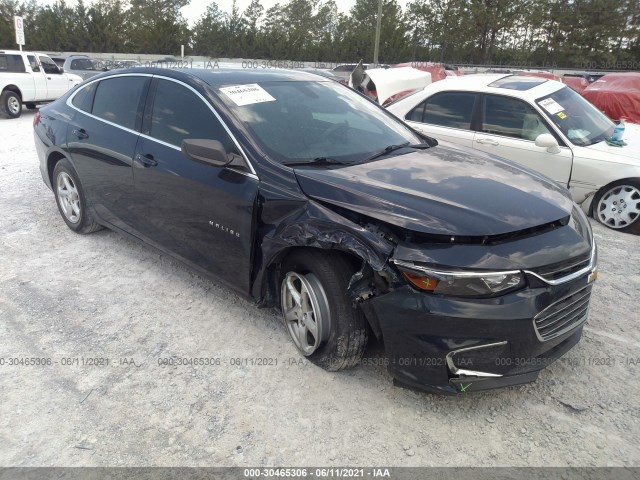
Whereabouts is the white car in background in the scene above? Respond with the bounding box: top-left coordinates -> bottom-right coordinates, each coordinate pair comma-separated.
387,74 -> 640,233
1,50 -> 82,118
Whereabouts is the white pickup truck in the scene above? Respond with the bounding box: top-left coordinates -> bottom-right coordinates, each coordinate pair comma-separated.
0,50 -> 83,119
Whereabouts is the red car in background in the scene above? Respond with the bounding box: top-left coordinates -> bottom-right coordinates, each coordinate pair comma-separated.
582,72 -> 640,123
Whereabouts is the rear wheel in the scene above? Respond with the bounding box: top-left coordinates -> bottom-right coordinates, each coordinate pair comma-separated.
280,250 -> 367,371
0,90 -> 22,119
593,180 -> 640,234
53,159 -> 103,234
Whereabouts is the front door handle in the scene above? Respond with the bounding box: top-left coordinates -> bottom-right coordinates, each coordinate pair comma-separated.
71,128 -> 89,139
475,138 -> 499,146
135,153 -> 158,167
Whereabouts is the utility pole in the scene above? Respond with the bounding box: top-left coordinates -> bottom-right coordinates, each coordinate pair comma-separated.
373,0 -> 383,65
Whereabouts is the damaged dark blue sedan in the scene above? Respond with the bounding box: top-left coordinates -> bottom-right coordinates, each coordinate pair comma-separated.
34,68 -> 598,394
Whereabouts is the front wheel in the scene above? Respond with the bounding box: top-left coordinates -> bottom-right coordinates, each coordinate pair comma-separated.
53,159 -> 103,234
0,90 -> 22,119
593,180 -> 640,234
280,250 -> 368,371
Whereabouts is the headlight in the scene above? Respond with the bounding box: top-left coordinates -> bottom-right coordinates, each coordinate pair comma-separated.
395,261 -> 525,297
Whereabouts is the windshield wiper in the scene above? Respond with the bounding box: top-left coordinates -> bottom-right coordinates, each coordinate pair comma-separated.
364,142 -> 432,162
282,157 -> 352,167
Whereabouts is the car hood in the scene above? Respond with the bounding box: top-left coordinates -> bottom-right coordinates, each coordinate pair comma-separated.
294,144 -> 575,236
582,122 -> 640,165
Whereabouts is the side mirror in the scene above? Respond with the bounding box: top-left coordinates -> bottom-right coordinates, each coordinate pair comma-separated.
535,133 -> 560,154
182,139 -> 231,167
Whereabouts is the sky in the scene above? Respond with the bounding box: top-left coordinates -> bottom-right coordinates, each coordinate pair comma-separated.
39,0 -> 412,26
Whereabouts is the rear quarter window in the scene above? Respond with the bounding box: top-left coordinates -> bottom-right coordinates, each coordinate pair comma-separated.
0,54 -> 26,73
71,82 -> 98,113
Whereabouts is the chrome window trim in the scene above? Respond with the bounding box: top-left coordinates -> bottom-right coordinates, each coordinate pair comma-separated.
393,241 -> 597,287
65,73 -> 259,180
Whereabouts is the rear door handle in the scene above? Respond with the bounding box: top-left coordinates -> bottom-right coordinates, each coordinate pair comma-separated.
135,153 -> 158,167
475,138 -> 499,146
71,128 -> 89,139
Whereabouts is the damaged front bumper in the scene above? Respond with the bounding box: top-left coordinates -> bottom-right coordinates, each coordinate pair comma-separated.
361,236 -> 597,394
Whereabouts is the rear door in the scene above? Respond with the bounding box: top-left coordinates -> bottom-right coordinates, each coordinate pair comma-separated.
131,77 -> 258,293
473,94 -> 573,185
402,91 -> 478,148
38,54 -> 68,99
67,75 -> 150,228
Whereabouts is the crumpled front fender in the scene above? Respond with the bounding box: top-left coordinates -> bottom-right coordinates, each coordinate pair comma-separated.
252,194 -> 395,306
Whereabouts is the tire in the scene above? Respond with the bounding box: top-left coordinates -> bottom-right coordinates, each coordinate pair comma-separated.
592,180 -> 640,234
25,102 -> 37,110
0,90 -> 22,119
52,159 -> 103,234
280,249 -> 367,371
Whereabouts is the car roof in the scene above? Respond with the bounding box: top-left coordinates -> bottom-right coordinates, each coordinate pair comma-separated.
421,73 -> 565,100
102,67 -> 331,86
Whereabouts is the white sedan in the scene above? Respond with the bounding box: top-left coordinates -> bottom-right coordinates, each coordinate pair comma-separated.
387,74 -> 640,233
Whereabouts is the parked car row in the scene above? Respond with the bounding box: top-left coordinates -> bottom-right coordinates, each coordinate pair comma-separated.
33,67 -> 599,394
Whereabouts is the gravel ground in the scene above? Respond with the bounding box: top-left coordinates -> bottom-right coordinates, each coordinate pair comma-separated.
0,112 -> 639,468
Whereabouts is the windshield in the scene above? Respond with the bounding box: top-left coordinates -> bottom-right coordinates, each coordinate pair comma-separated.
218,80 -> 423,164
536,86 -> 614,146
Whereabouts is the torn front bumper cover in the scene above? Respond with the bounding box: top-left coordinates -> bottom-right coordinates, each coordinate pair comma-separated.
362,239 -> 597,394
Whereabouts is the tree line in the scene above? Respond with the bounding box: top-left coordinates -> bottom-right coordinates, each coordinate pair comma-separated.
1,0 -> 638,69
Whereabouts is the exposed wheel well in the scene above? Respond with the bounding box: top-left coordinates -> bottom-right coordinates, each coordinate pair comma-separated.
2,85 -> 22,100
47,152 -> 67,185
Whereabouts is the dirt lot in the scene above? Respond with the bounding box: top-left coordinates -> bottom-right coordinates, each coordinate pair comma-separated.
0,112 -> 639,468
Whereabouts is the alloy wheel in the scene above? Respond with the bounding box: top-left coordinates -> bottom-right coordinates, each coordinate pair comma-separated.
8,96 -> 20,115
56,172 -> 81,224
281,271 -> 331,356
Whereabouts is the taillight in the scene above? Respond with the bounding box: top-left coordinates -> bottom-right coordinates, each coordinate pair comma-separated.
33,111 -> 40,128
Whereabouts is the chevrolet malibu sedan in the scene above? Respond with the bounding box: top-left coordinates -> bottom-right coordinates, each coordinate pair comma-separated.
387,74 -> 640,233
34,68 -> 597,394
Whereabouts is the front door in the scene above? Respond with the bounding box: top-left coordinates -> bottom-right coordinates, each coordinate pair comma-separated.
473,94 -> 573,186
38,55 -> 68,99
131,77 -> 258,293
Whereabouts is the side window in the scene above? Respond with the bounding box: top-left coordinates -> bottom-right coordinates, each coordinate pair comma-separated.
0,54 -> 26,73
422,92 -> 477,130
482,95 -> 552,141
27,55 -> 39,72
72,82 -> 98,113
38,56 -> 60,74
92,77 -> 148,130
148,79 -> 234,151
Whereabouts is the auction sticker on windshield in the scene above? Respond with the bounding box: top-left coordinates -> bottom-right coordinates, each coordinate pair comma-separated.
539,98 -> 564,115
220,84 -> 276,106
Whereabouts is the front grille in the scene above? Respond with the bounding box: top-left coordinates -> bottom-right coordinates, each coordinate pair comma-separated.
534,285 -> 592,341
530,253 -> 591,282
